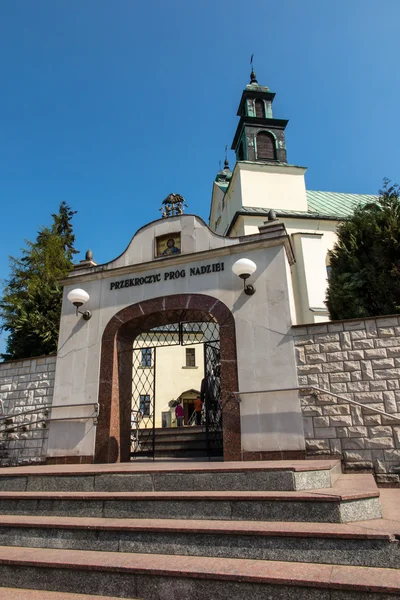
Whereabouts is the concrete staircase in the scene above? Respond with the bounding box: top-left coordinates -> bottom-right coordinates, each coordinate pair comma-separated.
135,426 -> 222,458
0,460 -> 398,598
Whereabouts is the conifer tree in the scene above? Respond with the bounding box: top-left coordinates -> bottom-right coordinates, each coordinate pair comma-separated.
0,202 -> 78,359
326,179 -> 400,320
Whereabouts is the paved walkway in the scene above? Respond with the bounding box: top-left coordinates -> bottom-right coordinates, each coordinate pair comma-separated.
353,488 -> 400,536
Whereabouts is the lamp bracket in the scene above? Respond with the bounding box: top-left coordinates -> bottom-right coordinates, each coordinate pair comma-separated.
80,310 -> 92,321
244,284 -> 256,296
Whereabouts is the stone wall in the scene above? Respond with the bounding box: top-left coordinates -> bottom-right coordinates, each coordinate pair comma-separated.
294,316 -> 400,484
0,355 -> 56,465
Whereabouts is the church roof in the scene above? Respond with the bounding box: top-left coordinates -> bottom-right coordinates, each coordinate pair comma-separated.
239,206 -> 339,221
231,190 -> 378,221
306,190 -> 377,218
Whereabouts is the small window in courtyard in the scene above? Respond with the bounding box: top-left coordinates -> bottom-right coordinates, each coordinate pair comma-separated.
139,395 -> 151,416
141,348 -> 152,367
186,348 -> 196,367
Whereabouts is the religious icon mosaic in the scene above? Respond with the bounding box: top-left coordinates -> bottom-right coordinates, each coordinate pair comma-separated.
155,232 -> 181,258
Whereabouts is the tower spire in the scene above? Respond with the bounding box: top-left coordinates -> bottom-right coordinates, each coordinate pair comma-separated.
250,54 -> 258,85
215,145 -> 232,185
231,60 -> 289,164
224,144 -> 229,169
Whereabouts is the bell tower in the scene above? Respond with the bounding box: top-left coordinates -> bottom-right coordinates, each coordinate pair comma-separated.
231,67 -> 288,163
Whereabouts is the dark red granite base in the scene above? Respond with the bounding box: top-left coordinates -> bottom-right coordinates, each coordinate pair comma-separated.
95,294 -> 241,464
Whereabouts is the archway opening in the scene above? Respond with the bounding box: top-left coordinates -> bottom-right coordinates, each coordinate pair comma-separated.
95,294 -> 240,463
131,318 -> 221,459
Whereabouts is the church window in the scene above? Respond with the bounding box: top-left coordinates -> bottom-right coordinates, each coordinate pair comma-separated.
256,131 -> 276,160
255,99 -> 265,118
238,141 -> 244,161
215,216 -> 221,229
141,348 -> 152,367
139,395 -> 151,416
185,348 -> 196,367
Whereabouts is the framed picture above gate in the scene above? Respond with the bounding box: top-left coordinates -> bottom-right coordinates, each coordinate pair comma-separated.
155,232 -> 181,258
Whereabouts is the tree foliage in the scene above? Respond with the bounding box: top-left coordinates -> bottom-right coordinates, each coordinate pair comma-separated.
326,179 -> 400,320
0,202 -> 78,360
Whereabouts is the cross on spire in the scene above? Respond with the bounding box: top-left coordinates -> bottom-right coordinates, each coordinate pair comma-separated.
250,53 -> 258,84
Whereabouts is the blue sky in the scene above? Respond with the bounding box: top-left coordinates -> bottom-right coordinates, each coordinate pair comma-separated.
1,0 -> 399,351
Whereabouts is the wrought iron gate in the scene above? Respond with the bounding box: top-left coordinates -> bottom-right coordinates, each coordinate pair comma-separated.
203,340 -> 223,456
131,346 -> 156,458
130,320 -> 222,459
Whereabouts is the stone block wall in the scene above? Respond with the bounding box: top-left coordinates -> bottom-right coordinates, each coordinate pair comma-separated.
294,316 -> 400,484
0,355 -> 56,465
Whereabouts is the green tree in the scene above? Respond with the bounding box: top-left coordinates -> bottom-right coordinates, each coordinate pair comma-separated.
326,179 -> 400,320
0,202 -> 78,360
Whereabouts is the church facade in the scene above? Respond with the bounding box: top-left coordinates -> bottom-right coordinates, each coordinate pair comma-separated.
209,68 -> 376,325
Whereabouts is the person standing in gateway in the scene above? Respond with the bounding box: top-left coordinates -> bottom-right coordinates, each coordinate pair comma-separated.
175,398 -> 184,427
194,396 -> 203,426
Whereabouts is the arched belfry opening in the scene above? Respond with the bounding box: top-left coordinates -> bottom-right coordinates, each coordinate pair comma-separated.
95,294 -> 240,463
256,131 -> 276,161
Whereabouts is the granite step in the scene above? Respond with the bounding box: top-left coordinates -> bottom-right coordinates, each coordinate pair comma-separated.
138,427 -> 206,438
153,433 -> 208,443
0,459 -> 341,492
150,449 -> 218,458
0,476 -> 381,522
152,442 -> 209,450
0,514 -> 397,569
0,589 -> 140,600
0,546 -> 398,598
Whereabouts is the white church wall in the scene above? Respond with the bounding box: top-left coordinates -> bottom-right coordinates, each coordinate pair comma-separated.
240,215 -> 340,324
209,184 -> 226,232
214,169 -> 244,236
284,255 -> 298,326
238,163 -> 308,212
237,245 -> 304,453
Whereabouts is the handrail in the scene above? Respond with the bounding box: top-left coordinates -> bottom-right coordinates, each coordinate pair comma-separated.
0,403 -> 100,467
187,411 -> 196,426
233,387 -> 305,396
0,405 -> 49,422
0,402 -> 99,423
233,385 -> 400,425
0,402 -> 99,434
0,415 -> 99,433
49,403 -> 99,410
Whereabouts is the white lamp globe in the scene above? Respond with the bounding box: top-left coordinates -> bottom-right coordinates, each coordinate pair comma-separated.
67,288 -> 90,307
232,258 -> 257,279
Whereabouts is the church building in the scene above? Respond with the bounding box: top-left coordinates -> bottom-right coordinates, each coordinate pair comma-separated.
209,67 -> 376,324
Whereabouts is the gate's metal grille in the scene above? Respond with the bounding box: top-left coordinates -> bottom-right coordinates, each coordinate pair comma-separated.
131,347 -> 156,457
134,324 -> 180,348
181,322 -> 219,346
130,319 -> 222,459
204,341 -> 223,456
